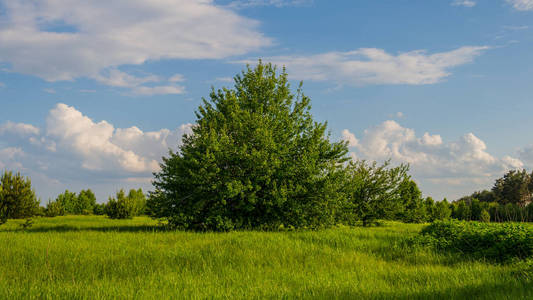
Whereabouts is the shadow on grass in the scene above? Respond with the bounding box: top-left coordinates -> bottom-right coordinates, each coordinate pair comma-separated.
312,279 -> 533,300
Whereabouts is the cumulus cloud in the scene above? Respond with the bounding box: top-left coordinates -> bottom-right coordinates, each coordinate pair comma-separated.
506,0 -> 533,10
0,121 -> 40,136
239,46 -> 488,86
344,121 -> 522,194
452,0 -> 476,7
0,0 -> 270,82
0,104 -> 194,201
45,103 -> 192,173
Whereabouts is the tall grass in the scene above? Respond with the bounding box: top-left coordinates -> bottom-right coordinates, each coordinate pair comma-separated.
0,216 -> 531,299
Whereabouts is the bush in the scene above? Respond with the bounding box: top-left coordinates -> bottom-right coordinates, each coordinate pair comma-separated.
105,190 -> 135,219
45,200 -> 65,217
0,171 -> 39,224
417,221 -> 533,262
104,189 -> 145,219
93,203 -> 106,215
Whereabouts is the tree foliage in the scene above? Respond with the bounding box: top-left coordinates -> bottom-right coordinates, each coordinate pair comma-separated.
342,160 -> 409,226
105,189 -> 146,219
150,62 -> 349,231
0,171 -> 39,224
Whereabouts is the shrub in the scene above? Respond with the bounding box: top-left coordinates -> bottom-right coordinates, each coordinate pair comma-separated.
104,189 -> 144,219
0,171 -> 39,224
93,203 -> 106,215
45,200 -> 65,217
105,190 -> 134,219
417,221 -> 533,262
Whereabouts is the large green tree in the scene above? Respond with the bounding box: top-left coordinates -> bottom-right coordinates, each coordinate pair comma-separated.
0,171 -> 39,224
150,62 -> 348,231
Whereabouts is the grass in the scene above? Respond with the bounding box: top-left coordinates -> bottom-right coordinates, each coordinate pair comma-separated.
0,216 -> 531,299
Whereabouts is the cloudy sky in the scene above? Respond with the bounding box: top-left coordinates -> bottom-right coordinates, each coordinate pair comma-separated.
1,0 -> 533,202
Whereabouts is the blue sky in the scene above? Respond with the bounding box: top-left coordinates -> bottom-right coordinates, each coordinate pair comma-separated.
1,0 -> 533,202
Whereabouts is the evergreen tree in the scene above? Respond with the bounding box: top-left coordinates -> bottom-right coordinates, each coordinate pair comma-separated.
150,62 -> 348,231
0,171 -> 39,224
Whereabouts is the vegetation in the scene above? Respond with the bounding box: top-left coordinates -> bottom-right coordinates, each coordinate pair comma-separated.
342,160 -> 409,226
0,171 -> 39,224
417,221 -> 533,262
453,170 -> 533,222
0,216 -> 531,299
150,62 -> 349,231
105,189 -> 146,219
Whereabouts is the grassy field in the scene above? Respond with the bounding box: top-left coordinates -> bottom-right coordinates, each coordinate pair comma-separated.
0,216 -> 531,299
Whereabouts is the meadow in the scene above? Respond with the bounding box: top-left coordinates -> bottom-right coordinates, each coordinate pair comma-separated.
0,216 -> 532,299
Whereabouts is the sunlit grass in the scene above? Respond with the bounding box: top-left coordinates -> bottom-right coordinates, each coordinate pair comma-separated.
0,216 -> 531,299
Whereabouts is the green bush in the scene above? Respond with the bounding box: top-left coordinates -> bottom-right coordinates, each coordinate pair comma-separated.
45,200 -> 65,217
417,221 -> 533,262
105,190 -> 136,219
104,189 -> 145,219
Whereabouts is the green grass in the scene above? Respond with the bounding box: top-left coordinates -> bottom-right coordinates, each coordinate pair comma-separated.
0,216 -> 531,299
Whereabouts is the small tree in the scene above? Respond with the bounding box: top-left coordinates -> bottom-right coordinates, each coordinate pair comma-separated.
77,189 -> 97,215
45,199 -> 65,217
343,160 -> 409,226
127,188 -> 146,216
105,189 -> 137,219
56,190 -> 78,214
433,198 -> 451,221
396,178 -> 426,223
0,171 -> 39,224
480,209 -> 491,222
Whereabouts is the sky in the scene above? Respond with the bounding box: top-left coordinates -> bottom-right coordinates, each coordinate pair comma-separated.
1,0 -> 533,203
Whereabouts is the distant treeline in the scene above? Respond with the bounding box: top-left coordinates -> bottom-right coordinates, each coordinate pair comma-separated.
451,169 -> 533,222
44,188 -> 147,219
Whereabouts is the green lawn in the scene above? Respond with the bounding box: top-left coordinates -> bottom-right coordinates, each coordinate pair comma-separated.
0,216 -> 531,299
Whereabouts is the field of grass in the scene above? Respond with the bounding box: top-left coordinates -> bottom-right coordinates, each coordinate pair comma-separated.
0,216 -> 531,299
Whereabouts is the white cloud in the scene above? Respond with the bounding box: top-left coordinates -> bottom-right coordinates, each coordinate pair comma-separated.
43,88 -> 56,94
0,121 -> 40,136
132,85 -> 185,96
94,69 -> 185,95
0,103 -> 194,201
507,0 -> 533,10
341,129 -> 358,147
215,77 -> 234,83
0,0 -> 271,82
240,46 -> 488,86
452,0 -> 476,7
45,103 -> 192,173
344,121 -> 522,198
0,82 -> 5,88
94,69 -> 160,88
227,0 -> 312,8
168,74 -> 185,83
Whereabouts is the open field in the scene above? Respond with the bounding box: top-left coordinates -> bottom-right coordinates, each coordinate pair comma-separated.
0,216 -> 532,299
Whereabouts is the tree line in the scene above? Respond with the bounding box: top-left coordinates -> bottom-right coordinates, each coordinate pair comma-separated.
0,170 -> 147,223
451,169 -> 533,222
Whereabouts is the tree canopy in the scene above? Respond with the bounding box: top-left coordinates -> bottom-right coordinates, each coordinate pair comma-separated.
150,62 -> 349,231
